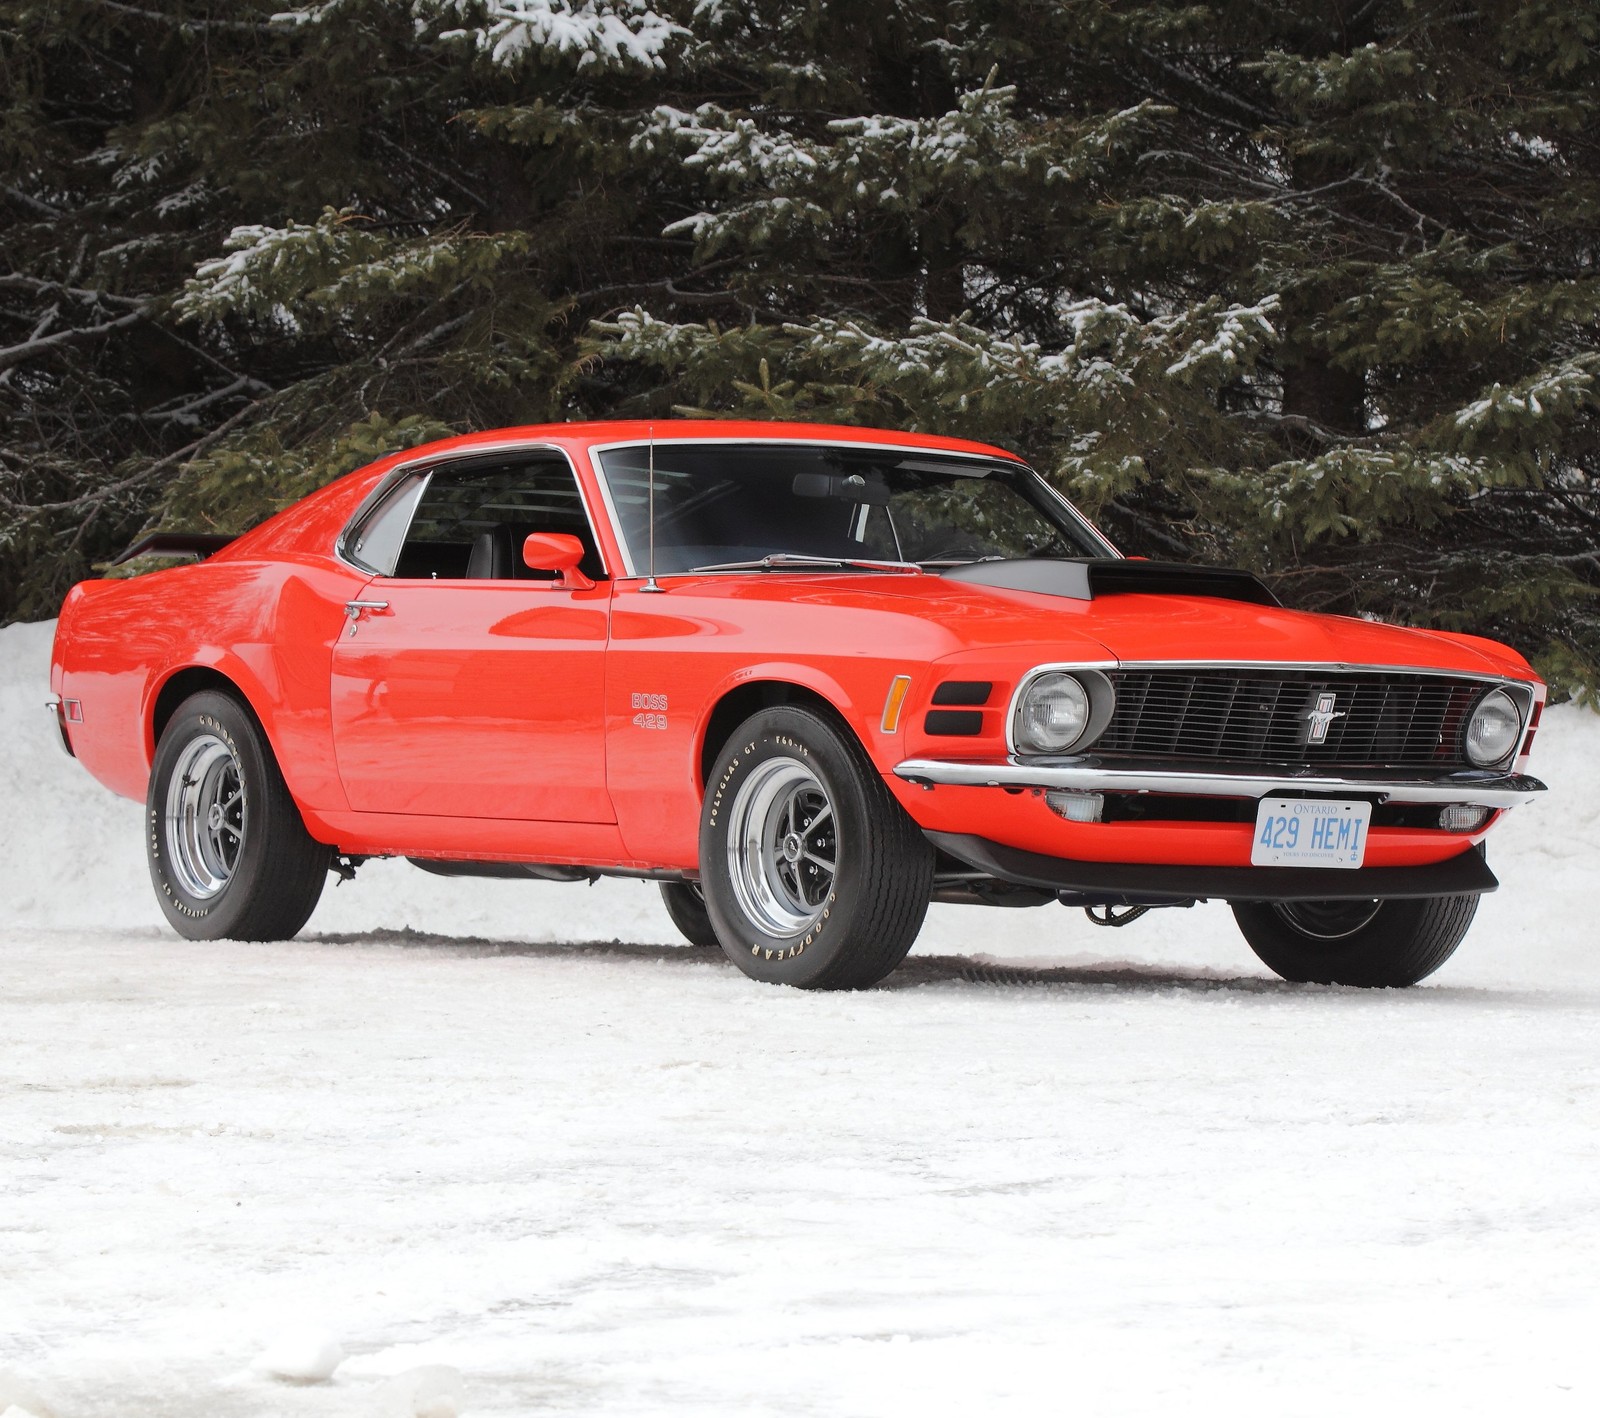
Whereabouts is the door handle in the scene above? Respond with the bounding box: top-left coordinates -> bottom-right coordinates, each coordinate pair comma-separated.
344,599 -> 390,637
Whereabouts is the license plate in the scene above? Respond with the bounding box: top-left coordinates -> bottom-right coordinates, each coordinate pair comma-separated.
1251,797 -> 1371,869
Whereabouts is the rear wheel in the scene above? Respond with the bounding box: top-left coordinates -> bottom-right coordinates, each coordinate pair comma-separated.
700,705 -> 934,989
148,690 -> 330,940
1231,893 -> 1479,987
658,880 -> 719,947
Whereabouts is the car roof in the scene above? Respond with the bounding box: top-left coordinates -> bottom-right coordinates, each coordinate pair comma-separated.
385,419 -> 1029,467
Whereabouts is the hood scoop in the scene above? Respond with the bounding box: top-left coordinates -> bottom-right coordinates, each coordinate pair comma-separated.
941,558 -> 1282,608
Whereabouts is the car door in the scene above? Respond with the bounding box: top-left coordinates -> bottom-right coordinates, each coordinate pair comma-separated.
330,451 -> 615,823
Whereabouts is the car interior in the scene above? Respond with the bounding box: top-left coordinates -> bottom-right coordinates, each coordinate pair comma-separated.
380,455 -> 607,582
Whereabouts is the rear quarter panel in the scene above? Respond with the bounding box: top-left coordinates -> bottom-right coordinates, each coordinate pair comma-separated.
53,555 -> 367,813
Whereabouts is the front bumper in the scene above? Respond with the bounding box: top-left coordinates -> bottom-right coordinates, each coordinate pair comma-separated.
894,757 -> 1546,809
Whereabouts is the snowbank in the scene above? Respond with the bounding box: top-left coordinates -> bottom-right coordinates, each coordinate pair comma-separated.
4,616 -> 1596,988
3,617 -> 1599,1417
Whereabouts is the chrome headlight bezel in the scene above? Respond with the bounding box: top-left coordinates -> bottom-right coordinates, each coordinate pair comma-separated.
1462,687 -> 1525,768
1009,668 -> 1116,756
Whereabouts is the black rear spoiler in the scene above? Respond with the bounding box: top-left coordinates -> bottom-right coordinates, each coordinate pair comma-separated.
942,558 -> 1282,607
109,531 -> 236,566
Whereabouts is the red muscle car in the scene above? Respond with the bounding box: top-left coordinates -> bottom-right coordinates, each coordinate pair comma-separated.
49,421 -> 1546,989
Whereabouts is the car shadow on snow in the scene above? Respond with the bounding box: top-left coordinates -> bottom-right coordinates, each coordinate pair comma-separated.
295,927 -> 1538,1000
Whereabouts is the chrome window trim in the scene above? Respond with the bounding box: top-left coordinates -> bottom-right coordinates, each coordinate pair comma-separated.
334,441 -> 612,580
1026,475 -> 1121,558
339,470 -> 431,576
584,436 -> 1114,577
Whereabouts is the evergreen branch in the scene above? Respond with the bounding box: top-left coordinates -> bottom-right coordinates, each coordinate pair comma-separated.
388,310 -> 475,360
1139,51 -> 1279,127
148,323 -> 272,395
0,275 -> 146,309
8,397 -> 271,517
369,131 -> 490,216
139,375 -> 263,426
82,0 -> 284,34
2,185 -> 63,218
0,310 -> 145,374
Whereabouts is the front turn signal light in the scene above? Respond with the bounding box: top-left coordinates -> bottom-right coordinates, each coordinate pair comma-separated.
880,675 -> 912,734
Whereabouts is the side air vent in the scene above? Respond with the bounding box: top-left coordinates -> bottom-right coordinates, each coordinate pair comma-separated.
931,680 -> 993,706
925,710 -> 984,736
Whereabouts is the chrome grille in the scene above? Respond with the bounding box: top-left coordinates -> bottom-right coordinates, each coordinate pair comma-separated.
1097,670 -> 1486,768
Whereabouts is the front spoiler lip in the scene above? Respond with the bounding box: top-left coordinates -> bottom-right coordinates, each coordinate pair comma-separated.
926,832 -> 1500,903
893,757 -> 1546,809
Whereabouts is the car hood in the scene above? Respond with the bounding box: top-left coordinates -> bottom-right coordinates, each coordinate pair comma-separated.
809,572 -> 1530,678
672,570 -> 1536,680
1038,590 -> 1532,677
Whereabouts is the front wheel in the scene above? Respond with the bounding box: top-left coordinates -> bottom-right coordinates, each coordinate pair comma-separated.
1231,893 -> 1480,987
147,690 -> 331,940
700,705 -> 935,989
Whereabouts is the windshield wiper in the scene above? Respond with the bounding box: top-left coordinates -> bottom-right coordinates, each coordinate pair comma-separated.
688,553 -> 924,574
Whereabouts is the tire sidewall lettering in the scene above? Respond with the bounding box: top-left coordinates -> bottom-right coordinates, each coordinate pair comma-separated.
150,701 -> 257,928
702,716 -> 852,982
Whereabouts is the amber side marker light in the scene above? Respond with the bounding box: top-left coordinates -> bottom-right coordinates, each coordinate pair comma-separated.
880,675 -> 912,733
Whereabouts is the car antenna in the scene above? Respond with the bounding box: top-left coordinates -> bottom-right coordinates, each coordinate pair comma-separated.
641,422 -> 664,593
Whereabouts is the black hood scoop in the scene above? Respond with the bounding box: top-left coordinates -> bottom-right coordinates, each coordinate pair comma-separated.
941,558 -> 1281,608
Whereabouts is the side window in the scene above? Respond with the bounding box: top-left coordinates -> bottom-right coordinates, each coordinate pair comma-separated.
345,476 -> 427,576
391,457 -> 605,581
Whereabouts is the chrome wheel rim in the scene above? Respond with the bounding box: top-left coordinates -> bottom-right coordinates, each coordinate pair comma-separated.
165,733 -> 246,900
1273,899 -> 1382,941
726,759 -> 837,937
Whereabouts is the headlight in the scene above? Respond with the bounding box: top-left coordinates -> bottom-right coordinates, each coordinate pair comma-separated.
1015,672 -> 1092,753
1463,689 -> 1522,767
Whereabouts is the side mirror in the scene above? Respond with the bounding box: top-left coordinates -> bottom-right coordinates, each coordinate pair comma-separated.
522,532 -> 596,590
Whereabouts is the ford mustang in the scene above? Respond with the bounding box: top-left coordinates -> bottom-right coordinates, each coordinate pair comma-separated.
49,420 -> 1547,989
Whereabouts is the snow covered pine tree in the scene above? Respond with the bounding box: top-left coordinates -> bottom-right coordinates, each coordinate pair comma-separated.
3,0 -> 1595,695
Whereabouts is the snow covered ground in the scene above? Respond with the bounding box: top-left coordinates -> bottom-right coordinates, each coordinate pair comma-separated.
2,616 -> 1598,1417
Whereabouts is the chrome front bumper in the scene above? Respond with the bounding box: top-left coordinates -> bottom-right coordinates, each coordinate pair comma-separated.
893,758 -> 1546,809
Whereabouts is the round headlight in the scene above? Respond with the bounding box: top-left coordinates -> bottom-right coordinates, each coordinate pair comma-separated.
1015,672 -> 1091,754
1464,689 -> 1522,767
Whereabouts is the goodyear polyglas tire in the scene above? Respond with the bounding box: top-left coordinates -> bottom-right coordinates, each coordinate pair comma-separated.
699,705 -> 934,989
1231,892 -> 1479,987
147,690 -> 330,941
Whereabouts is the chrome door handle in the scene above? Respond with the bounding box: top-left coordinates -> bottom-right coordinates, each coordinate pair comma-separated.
344,599 -> 390,637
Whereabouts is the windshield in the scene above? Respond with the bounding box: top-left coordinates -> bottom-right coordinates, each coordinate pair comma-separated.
594,443 -> 1111,575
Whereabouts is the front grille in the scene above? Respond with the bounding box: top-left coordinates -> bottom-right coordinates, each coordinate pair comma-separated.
1096,670 -> 1487,769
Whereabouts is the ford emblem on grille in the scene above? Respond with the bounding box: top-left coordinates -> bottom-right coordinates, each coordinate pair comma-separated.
1303,691 -> 1346,745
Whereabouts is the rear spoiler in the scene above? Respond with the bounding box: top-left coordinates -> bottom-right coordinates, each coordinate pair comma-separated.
942,558 -> 1282,607
109,531 -> 236,566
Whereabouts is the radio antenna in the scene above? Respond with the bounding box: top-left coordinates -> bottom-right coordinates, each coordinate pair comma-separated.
641,423 -> 663,593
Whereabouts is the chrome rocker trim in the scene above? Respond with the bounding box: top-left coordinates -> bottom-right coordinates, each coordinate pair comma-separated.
893,758 -> 1547,808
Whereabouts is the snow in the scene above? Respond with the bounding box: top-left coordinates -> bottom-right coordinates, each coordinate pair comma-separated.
251,1329 -> 345,1383
3,615 -> 1599,1416
367,1366 -> 466,1417
434,0 -> 682,70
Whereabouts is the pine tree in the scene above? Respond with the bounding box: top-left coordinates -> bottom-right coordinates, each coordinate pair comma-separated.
2,1 -> 1597,696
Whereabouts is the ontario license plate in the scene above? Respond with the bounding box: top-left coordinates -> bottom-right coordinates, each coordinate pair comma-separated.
1251,797 -> 1371,869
